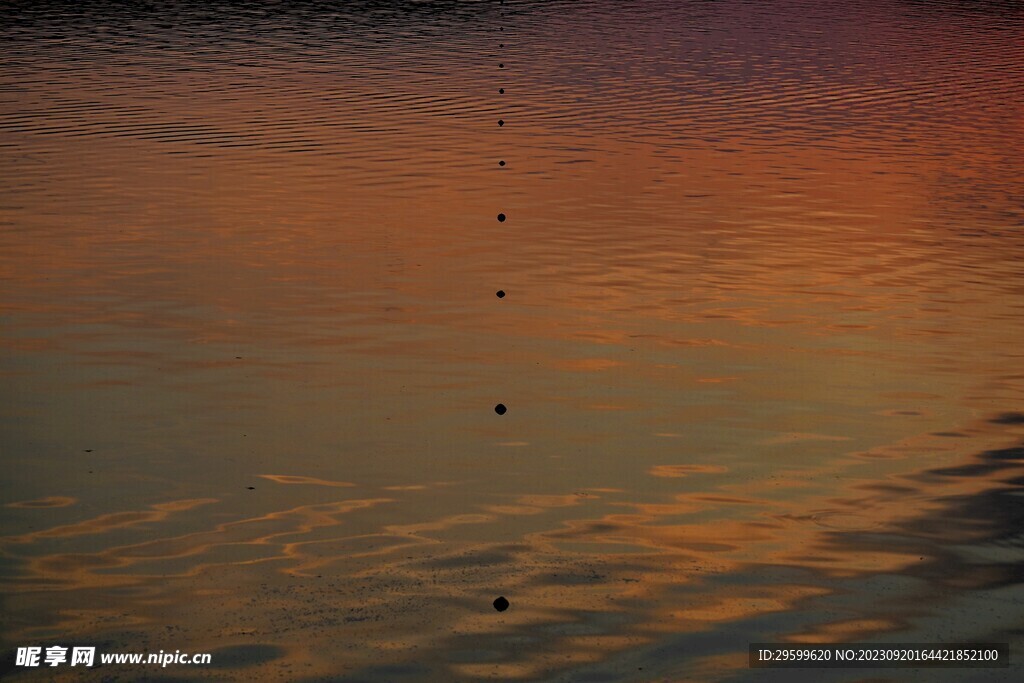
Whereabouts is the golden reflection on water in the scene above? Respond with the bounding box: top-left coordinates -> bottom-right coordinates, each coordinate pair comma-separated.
3,417 -> 1022,680
2,0 -> 1023,681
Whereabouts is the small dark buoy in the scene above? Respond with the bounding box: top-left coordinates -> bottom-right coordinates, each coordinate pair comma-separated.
498,119 -> 504,126
83,449 -> 93,453
499,160 -> 505,166
246,486 -> 255,490
494,403 -> 507,415
496,290 -> 505,298
493,596 -> 509,612
497,213 -> 506,222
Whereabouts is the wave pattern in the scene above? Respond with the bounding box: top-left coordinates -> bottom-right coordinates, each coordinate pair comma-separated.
2,1 -> 1023,681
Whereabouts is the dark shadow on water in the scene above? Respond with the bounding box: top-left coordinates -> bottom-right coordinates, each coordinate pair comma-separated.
205,643 -> 286,669
5,0 -> 506,33
990,412 -> 1024,425
294,663 -> 435,683
890,441 -> 1024,589
540,433 -> 1024,681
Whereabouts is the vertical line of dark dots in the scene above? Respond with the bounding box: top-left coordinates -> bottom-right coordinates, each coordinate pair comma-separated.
493,0 -> 511,615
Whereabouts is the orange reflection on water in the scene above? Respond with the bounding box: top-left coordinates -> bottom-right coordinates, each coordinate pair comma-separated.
0,422 -> 1021,679
1,1 -> 1023,681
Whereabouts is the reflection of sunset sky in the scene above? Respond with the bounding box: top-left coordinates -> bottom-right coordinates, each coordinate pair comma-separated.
2,415 -> 1021,679
3,131 -> 1018,505
1,0 -> 1022,680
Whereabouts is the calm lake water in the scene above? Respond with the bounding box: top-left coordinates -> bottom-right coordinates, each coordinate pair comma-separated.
2,0 -> 1023,680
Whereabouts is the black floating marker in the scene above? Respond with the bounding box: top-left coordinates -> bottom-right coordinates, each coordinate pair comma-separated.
499,88 -> 505,94
499,63 -> 504,68
496,290 -> 506,298
499,160 -> 506,166
494,403 -> 507,415
498,119 -> 504,126
493,596 -> 509,612
497,213 -> 506,222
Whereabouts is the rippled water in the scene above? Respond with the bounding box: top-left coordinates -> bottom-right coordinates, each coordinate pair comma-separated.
2,0 -> 1023,680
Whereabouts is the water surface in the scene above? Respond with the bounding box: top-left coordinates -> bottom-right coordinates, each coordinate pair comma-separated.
2,0 -> 1023,680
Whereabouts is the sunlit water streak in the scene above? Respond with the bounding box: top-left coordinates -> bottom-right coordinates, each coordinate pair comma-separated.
1,0 -> 1023,680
